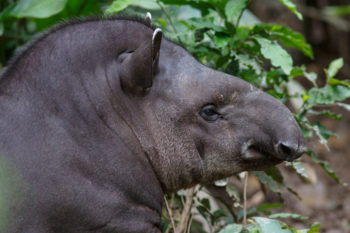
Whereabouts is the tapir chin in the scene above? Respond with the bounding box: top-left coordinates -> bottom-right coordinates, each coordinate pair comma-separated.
0,15 -> 305,233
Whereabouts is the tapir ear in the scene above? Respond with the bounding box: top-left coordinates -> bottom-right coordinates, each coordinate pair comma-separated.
145,12 -> 152,26
120,28 -> 162,96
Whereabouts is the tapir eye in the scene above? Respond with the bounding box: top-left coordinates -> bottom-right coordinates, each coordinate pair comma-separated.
200,105 -> 220,122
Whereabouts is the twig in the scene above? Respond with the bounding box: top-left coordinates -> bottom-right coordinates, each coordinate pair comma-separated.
186,215 -> 193,233
164,196 -> 177,233
176,187 -> 195,233
242,172 -> 249,230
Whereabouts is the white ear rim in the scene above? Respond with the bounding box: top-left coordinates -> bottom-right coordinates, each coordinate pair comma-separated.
152,28 -> 162,44
146,12 -> 152,23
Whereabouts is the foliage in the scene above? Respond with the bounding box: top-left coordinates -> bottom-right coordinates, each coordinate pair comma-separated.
0,0 -> 349,232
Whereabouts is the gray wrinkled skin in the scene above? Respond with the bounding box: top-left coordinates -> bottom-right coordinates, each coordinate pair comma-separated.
0,16 -> 305,233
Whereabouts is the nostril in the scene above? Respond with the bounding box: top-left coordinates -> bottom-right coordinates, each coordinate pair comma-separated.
279,143 -> 292,156
276,141 -> 303,161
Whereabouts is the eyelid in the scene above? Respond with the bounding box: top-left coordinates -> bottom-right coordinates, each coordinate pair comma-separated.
200,104 -> 221,122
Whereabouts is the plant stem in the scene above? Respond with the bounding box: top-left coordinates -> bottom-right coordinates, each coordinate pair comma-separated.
176,187 -> 195,233
164,196 -> 177,233
242,171 -> 248,230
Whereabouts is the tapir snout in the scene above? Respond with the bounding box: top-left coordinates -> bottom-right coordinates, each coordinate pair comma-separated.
237,85 -> 306,163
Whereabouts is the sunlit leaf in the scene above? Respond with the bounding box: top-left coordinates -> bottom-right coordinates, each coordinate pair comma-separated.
255,36 -> 293,74
253,24 -> 313,58
214,178 -> 228,186
225,0 -> 247,22
218,223 -> 242,233
253,217 -> 294,233
307,222 -> 321,233
269,212 -> 308,220
132,0 -> 160,10
326,57 -> 343,78
225,184 -> 240,205
105,0 -> 137,13
290,161 -> 308,178
11,0 -> 67,18
328,77 -> 349,87
159,0 -> 214,15
278,0 -> 303,20
307,85 -> 350,105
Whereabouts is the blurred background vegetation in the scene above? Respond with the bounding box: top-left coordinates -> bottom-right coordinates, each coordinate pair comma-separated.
0,0 -> 349,232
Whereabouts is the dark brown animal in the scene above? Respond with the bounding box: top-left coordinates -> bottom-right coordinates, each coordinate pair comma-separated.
0,15 -> 305,233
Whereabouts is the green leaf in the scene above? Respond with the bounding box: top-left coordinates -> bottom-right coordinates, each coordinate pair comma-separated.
214,178 -> 228,186
290,161 -> 308,178
66,0 -> 102,16
307,85 -> 350,105
308,121 -> 337,148
0,22 -> 3,36
215,33 -> 231,48
213,208 -> 229,220
158,18 -> 167,27
257,203 -> 284,212
253,217 -> 294,233
253,24 -> 313,58
308,110 -> 342,120
218,223 -> 243,233
132,0 -> 160,10
105,0 -> 137,14
225,0 -> 247,22
225,184 -> 240,205
307,222 -> 321,233
11,0 -> 67,18
255,36 -> 293,74
289,67 -> 317,86
180,17 -> 225,32
278,0 -> 303,20
252,171 -> 281,194
0,3 -> 16,20
265,167 -> 284,183
326,57 -> 343,78
327,78 -> 349,87
269,212 -> 308,221
159,0 -> 215,15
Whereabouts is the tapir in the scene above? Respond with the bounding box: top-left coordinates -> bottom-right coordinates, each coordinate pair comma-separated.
0,15 -> 305,233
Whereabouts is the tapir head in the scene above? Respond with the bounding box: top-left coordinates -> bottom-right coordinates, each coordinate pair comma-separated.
118,24 -> 305,192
